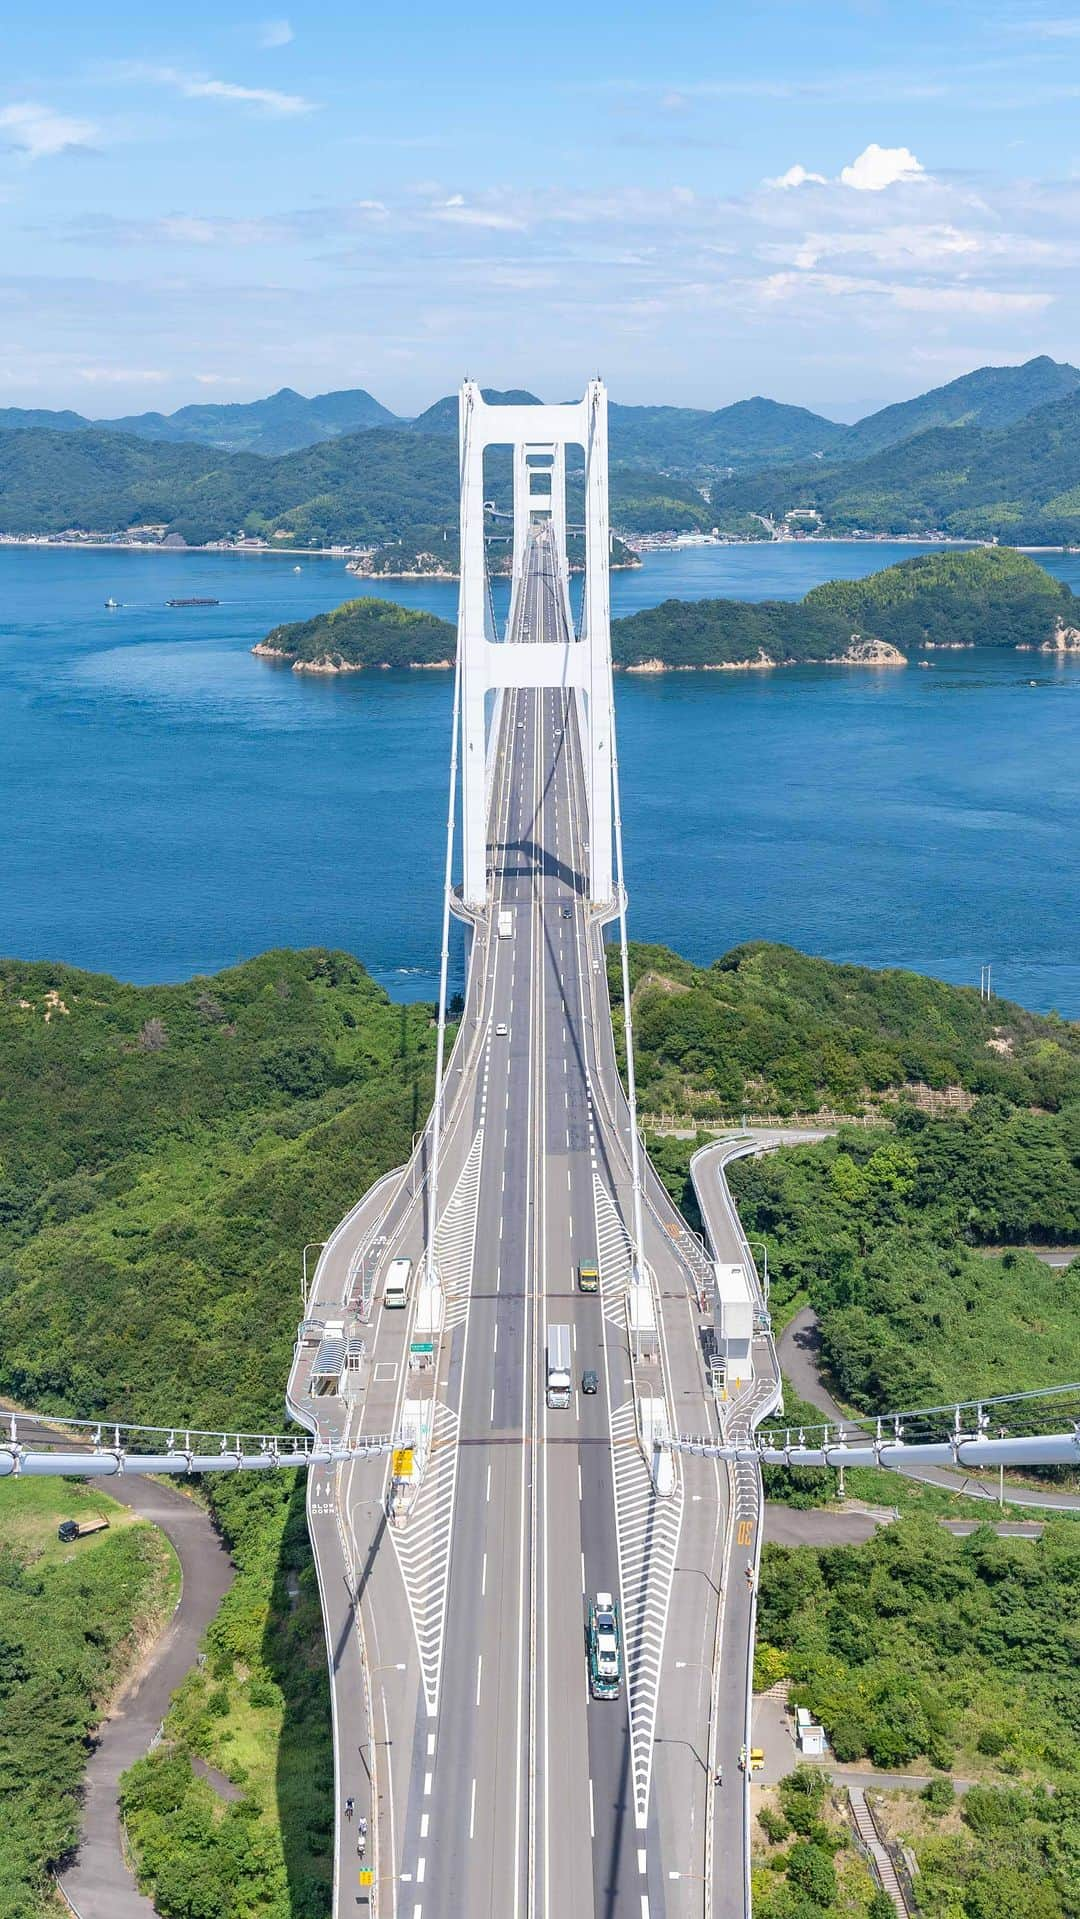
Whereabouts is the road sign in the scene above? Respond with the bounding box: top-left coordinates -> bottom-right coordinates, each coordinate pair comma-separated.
359,1870 -> 374,1886
391,1448 -> 414,1478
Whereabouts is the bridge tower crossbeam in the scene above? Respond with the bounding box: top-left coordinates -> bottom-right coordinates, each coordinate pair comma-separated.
457,379 -> 613,909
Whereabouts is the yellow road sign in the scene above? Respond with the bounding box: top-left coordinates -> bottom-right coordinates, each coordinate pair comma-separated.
391,1448 -> 414,1478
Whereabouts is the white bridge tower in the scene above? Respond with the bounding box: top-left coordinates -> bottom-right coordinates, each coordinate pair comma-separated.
456,380 -> 614,910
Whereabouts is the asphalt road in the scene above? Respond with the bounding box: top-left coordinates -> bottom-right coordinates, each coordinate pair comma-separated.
291,532 -> 761,1918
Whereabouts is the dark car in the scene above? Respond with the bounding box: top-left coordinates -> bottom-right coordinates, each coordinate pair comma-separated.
561,906 -> 572,918
582,1369 -> 599,1394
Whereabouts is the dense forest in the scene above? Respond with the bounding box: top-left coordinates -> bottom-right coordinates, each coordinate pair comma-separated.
256,597 -> 455,670
712,383 -> 1080,542
619,938 -> 1080,1120
612,546 -> 1079,668
0,949 -> 440,1917
756,1520 -> 1080,1919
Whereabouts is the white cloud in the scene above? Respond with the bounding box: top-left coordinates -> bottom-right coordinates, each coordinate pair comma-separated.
114,62 -> 314,115
767,165 -> 828,190
767,164 -> 827,190
840,143 -> 925,191
77,366 -> 167,385
431,195 -> 527,231
258,18 -> 294,46
753,268 -> 1050,316
0,100 -> 98,161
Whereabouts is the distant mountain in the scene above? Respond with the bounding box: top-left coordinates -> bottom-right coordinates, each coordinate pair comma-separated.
609,396 -> 844,473
836,356 -> 1080,461
409,389 -> 543,435
103,386 -> 400,455
0,407 -> 91,435
0,387 -> 401,457
711,387 -> 1080,543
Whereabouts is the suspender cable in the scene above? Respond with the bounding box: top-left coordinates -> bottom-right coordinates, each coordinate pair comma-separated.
425,412 -> 469,1288
607,654 -> 646,1287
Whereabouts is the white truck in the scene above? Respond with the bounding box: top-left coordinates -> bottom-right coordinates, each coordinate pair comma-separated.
546,1323 -> 572,1409
497,909 -> 513,939
383,1257 -> 412,1310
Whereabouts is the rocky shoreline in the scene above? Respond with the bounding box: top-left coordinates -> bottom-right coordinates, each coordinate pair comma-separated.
621,635 -> 906,673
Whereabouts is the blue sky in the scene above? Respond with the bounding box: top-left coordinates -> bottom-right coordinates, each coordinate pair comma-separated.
1,0 -> 1078,418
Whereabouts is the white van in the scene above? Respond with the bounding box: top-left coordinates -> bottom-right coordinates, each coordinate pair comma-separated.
383,1257 -> 412,1310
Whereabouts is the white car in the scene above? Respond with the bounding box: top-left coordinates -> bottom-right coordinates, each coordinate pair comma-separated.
495,1022 -> 509,1037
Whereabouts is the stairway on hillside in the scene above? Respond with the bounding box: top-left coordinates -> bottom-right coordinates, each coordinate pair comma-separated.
847,1786 -> 910,1917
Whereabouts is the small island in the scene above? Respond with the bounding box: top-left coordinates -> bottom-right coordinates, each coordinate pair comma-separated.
253,597 -> 456,672
611,546 -> 1080,669
253,548 -> 1080,676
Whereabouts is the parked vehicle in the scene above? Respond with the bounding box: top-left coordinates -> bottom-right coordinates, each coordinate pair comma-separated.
57,1516 -> 110,1544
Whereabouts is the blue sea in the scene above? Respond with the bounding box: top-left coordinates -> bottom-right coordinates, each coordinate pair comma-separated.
2,542 -> 1079,1014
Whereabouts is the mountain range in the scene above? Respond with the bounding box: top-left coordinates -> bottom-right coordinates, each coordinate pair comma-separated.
1,356 -> 1076,473
2,357 -> 1080,546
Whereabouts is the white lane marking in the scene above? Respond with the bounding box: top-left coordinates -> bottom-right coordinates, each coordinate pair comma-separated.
589,1778 -> 595,1838
481,1552 -> 487,1597
638,1849 -> 647,1875
427,1733 -> 436,1756
417,1859 -> 426,1885
420,1813 -> 429,1838
486,1462 -> 492,1502
423,1771 -> 432,1795
493,1323 -> 499,1353
475,1654 -> 483,1704
641,1900 -> 650,1918
578,1464 -> 583,1502
581,1550 -> 586,1594
490,1387 -> 495,1423
469,1777 -> 477,1839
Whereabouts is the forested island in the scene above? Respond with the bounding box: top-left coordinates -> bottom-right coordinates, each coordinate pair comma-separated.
613,547 -> 1080,668
254,548 -> 1080,674
1,939 -> 1077,1917
254,597 -> 456,672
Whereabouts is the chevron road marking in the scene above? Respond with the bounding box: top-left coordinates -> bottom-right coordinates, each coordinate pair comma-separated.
594,1173 -> 632,1329
390,1126 -> 483,1713
609,1399 -> 684,1828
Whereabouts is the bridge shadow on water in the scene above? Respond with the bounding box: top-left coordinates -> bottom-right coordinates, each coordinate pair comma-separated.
264,1472 -> 336,1919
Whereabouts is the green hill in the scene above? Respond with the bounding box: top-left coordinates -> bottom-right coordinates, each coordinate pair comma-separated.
0,423 -> 459,547
611,546 -> 1076,668
836,355 -> 1080,461
711,387 -> 1080,542
609,395 -> 844,473
621,938 -> 1080,1119
256,597 -> 455,670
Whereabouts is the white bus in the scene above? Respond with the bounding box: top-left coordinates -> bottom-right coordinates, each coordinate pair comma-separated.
383,1257 -> 412,1310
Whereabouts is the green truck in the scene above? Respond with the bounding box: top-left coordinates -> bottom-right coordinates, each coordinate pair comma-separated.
587,1592 -> 623,1700
578,1259 -> 599,1294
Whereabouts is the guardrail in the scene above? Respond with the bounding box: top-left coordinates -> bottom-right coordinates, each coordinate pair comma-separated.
0,1411 -> 407,1478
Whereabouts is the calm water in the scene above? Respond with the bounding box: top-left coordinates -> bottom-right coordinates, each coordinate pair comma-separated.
2,542 -> 1079,1013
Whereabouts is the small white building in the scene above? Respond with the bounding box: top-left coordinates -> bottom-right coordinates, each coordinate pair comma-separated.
795,1706 -> 827,1756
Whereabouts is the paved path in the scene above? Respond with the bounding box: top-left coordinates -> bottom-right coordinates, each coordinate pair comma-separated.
57,1473 -> 234,1919
776,1307 -> 1080,1514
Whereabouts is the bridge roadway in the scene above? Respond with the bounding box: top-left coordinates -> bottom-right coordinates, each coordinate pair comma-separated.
291,530 -> 775,1919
